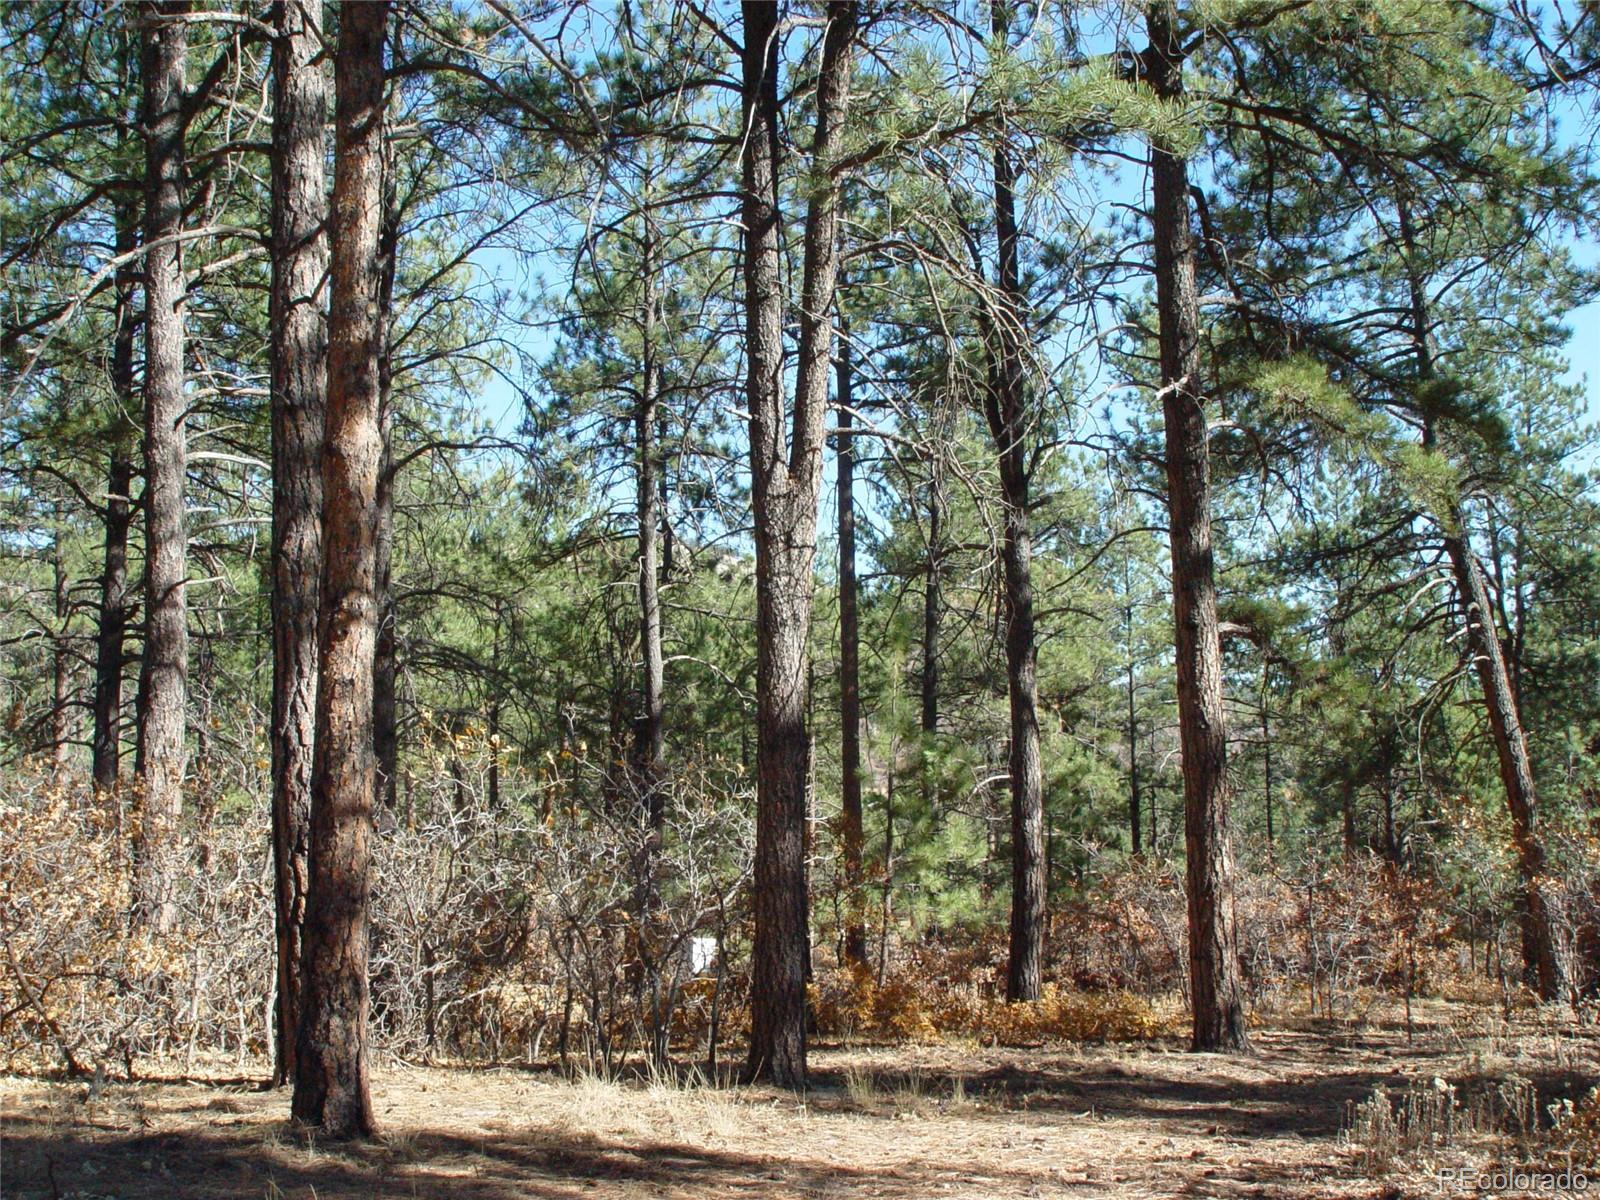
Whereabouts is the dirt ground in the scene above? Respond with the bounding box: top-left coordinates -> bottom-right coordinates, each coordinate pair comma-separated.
3,1005 -> 1596,1199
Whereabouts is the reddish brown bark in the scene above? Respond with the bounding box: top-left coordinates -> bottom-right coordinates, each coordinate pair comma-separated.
291,0 -> 388,1139
268,0 -> 328,1089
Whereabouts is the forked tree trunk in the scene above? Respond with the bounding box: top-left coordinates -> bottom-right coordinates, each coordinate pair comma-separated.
836,332 -> 867,968
268,0 -> 328,1089
741,0 -> 858,1088
132,0 -> 190,935
291,0 -> 388,1139
1145,0 -> 1249,1052
985,0 -> 1045,1003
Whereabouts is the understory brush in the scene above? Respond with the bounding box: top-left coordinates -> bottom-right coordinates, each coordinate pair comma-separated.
5,745 -> 1600,1078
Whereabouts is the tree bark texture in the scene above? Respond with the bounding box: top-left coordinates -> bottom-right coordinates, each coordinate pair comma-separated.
1126,599 -> 1142,857
1146,0 -> 1250,1052
984,1 -> 1045,1003
921,455 -> 944,740
1396,191 -> 1571,1005
742,0 -> 857,1089
93,198 -> 139,795
51,503 -> 71,767
133,0 -> 190,935
631,228 -> 667,999
372,151 -> 400,812
635,229 -> 665,835
1445,534 -> 1570,1000
291,0 -> 388,1139
269,0 -> 328,1089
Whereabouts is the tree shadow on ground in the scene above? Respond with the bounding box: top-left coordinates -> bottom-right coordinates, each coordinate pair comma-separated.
4,1027 -> 1586,1199
0,1116 -> 1117,1200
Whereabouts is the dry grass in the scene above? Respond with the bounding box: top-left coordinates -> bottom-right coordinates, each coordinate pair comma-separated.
3,1003 -> 1598,1199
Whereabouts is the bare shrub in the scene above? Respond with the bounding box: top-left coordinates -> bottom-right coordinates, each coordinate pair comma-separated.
371,731 -> 753,1075
0,760 -> 272,1075
1,737 -> 751,1077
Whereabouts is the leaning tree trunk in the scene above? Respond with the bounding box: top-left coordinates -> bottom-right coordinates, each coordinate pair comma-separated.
291,0 -> 388,1139
1445,538 -> 1571,1001
1395,190 -> 1571,1003
984,2 -> 1045,1003
1145,0 -> 1249,1052
132,0 -> 190,935
742,0 -> 857,1089
268,0 -> 328,1089
836,331 -> 868,969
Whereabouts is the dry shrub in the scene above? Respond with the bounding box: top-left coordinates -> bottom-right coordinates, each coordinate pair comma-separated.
1343,1078 -> 1468,1175
0,761 -> 271,1075
1050,849 -> 1507,1021
965,987 -> 1174,1044
0,740 -> 752,1077
1543,1087 -> 1600,1168
1342,1075 -> 1547,1175
809,959 -> 1171,1046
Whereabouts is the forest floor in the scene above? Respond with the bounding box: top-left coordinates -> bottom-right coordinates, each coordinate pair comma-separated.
2,1001 -> 1596,1200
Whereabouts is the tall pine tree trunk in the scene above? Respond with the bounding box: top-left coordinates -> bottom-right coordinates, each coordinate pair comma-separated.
635,226 -> 665,839
51,501 -> 71,768
268,0 -> 328,1089
742,0 -> 857,1088
93,198 -> 139,795
291,0 -> 388,1138
632,224 -> 666,1012
1125,588 -> 1142,857
372,144 -> 400,812
1397,201 -> 1570,1003
836,332 -> 867,968
133,0 -> 190,934
1145,0 -> 1249,1052
1445,537 -> 1570,1000
985,0 -> 1045,1002
921,454 -> 943,740
918,445 -> 944,829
